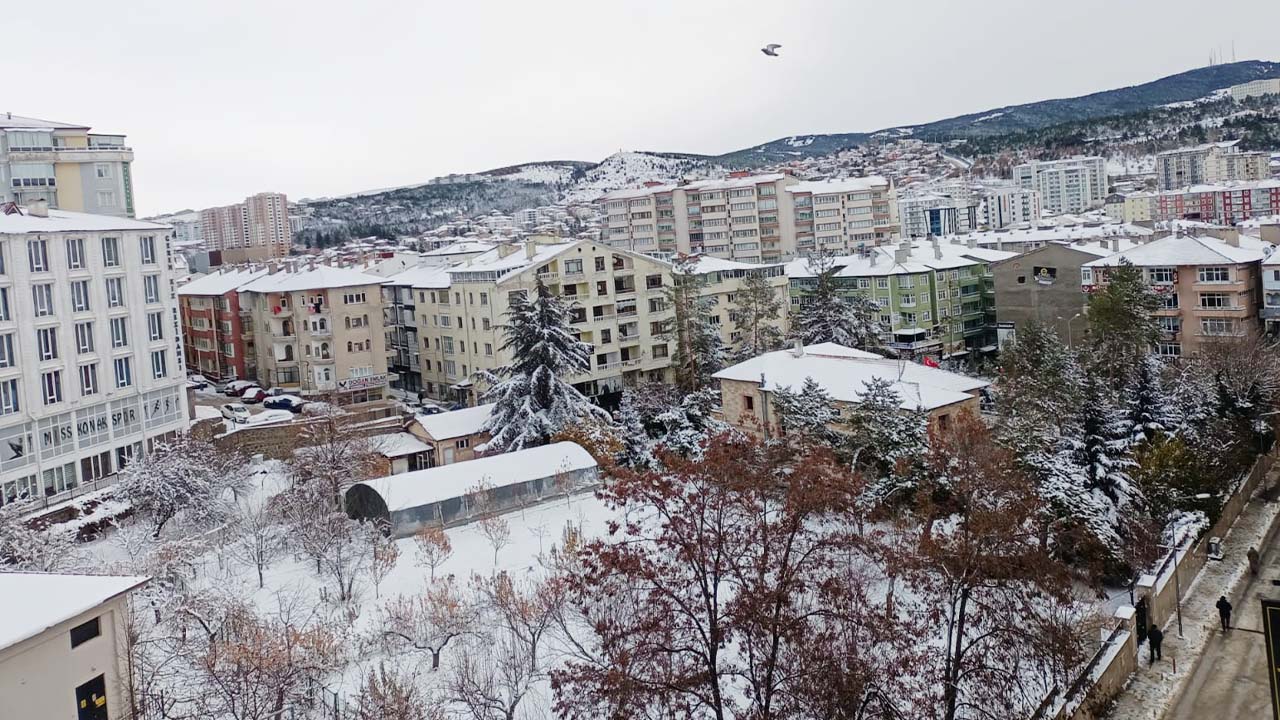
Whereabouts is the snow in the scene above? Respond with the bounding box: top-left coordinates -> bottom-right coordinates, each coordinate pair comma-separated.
787,175 -> 891,194
193,405 -> 222,421
567,152 -> 718,203
972,111 -> 1005,123
413,403 -> 494,440
0,573 -> 149,651
685,255 -> 784,274
370,432 -> 432,459
784,240 -> 1015,278
420,240 -> 497,257
237,265 -> 385,293
353,442 -> 597,513
449,241 -> 578,280
1083,234 -> 1271,268
176,267 -> 269,297
487,163 -> 579,185
713,343 -> 988,411
0,113 -> 88,130
0,208 -> 169,234
382,263 -> 453,289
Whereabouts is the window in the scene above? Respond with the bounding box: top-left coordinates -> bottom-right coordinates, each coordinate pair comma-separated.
110,317 -> 128,348
151,350 -> 168,379
1157,342 -> 1182,357
66,238 -> 86,269
37,327 -> 58,361
95,162 -> 113,179
455,438 -> 470,449
27,239 -> 49,272
0,379 -> 18,415
1149,267 -> 1175,284
113,357 -> 132,388
0,334 -> 11,368
143,275 -> 160,304
70,617 -> 101,648
147,312 -> 164,341
484,343 -> 493,356
1160,293 -> 1179,309
0,288 -> 8,322
1199,292 -> 1232,309
479,292 -> 489,306
32,283 -> 54,317
653,343 -> 669,358
97,190 -> 117,207
42,370 -> 63,405
69,280 -> 91,313
106,277 -> 125,307
76,322 -> 95,354
744,395 -> 755,411
877,277 -> 889,289
1198,267 -> 1230,283
101,237 -> 120,267
594,256 -> 606,272
343,292 -> 367,305
79,364 -> 99,396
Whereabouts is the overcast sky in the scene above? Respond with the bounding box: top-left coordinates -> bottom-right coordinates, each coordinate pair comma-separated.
8,0 -> 1278,215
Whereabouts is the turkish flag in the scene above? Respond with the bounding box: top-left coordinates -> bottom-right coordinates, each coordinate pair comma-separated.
922,356 -> 940,368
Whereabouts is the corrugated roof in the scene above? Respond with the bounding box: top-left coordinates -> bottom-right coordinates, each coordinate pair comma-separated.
413,404 -> 494,440
177,267 -> 269,296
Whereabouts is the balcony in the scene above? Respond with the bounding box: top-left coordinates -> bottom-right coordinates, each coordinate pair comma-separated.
618,332 -> 640,344
887,338 -> 942,351
536,271 -> 560,284
563,269 -> 585,281
271,305 -> 292,317
621,358 -> 643,368
309,326 -> 332,337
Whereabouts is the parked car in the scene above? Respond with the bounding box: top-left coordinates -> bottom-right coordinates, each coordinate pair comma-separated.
246,409 -> 294,426
263,395 -> 306,413
220,403 -> 251,423
264,387 -> 292,397
186,374 -> 211,390
224,380 -> 258,397
241,387 -> 268,404
418,403 -> 446,415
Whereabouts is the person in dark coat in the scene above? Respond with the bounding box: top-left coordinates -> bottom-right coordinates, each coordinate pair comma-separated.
1217,595 -> 1233,631
1148,624 -> 1163,664
1249,547 -> 1261,577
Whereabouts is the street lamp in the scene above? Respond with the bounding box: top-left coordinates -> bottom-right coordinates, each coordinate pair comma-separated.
1056,311 -> 1085,346
1158,494 -> 1212,638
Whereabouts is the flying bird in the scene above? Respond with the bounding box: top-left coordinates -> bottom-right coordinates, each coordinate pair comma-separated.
761,44 -> 781,57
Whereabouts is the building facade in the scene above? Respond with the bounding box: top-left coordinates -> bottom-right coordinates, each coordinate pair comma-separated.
0,207 -> 189,507
199,192 -> 292,261
1013,157 -> 1107,214
1082,232 -> 1269,357
1156,141 -> 1270,190
1154,180 -> 1280,225
786,177 -> 900,254
0,114 -> 135,218
177,268 -> 267,382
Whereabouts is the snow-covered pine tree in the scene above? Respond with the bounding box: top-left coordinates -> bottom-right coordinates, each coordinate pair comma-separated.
652,387 -> 727,458
479,278 -> 610,453
843,378 -> 927,489
613,390 -> 656,470
1128,353 -> 1175,444
770,377 -> 842,448
791,252 -> 884,352
1086,259 -> 1161,385
665,256 -> 727,391
1072,371 -> 1141,507
992,321 -> 1084,459
730,270 -> 785,361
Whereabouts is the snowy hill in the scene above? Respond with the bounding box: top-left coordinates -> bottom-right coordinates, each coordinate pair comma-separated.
561,151 -> 718,203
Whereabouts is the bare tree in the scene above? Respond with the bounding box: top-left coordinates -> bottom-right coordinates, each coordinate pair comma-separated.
0,500 -> 78,571
477,514 -> 511,570
473,571 -> 565,673
293,405 -> 384,505
116,434 -> 249,538
446,634 -> 536,720
381,578 -> 477,671
346,663 -> 442,720
369,522 -> 400,599
227,498 -> 287,589
414,525 -> 454,580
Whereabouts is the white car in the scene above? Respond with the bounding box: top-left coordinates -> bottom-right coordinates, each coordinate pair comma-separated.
220,403 -> 251,424
246,409 -> 294,426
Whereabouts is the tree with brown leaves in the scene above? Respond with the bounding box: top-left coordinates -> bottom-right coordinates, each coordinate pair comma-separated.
382,579 -> 477,671
414,525 -> 454,581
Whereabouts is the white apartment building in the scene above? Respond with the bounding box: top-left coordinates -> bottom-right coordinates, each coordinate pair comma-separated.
898,193 -> 978,238
0,206 -> 189,508
980,184 -> 1042,229
0,572 -> 149,720
1156,140 -> 1270,190
1013,157 -> 1107,214
601,173 -> 899,263
1229,78 -> 1280,102
199,192 -> 292,261
0,114 -> 135,218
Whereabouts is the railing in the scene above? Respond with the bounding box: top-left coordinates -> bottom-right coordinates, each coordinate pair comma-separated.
14,473 -> 122,517
616,308 -> 637,318
618,333 -> 640,343
621,358 -> 643,367
597,360 -> 621,370
536,272 -> 560,283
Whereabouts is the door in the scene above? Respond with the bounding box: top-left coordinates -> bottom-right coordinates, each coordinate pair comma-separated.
443,447 -> 455,465
1135,597 -> 1149,644
76,674 -> 108,720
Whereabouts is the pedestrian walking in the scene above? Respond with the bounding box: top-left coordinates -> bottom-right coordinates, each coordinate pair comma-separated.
1249,546 -> 1261,577
1148,624 -> 1163,665
1217,595 -> 1233,631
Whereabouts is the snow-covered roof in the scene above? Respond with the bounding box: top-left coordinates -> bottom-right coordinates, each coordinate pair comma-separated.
449,242 -> 579,282
0,573 -> 149,652
1084,234 -> 1274,268
784,241 -> 1015,279
0,208 -> 168,234
952,223 -> 1154,250
354,441 -> 597,513
1156,139 -> 1240,155
0,114 -> 89,130
413,403 -> 494,440
786,176 -> 890,194
238,265 -> 386,293
383,264 -> 452,289
684,173 -> 787,192
1054,238 -> 1148,258
176,267 -> 269,296
713,343 -> 988,412
422,240 -> 497,256
372,432 -> 433,458
686,255 -> 784,274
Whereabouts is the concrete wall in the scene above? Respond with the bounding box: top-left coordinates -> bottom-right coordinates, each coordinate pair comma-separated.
992,244 -> 1092,344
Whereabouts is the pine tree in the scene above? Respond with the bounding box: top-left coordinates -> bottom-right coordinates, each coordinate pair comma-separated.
992,322 -> 1084,459
479,278 -> 610,452
665,256 -> 726,391
844,378 -> 928,486
1128,354 -> 1175,444
770,377 -> 842,448
613,390 -> 656,470
1086,259 -> 1161,385
791,253 -> 884,352
652,387 -> 727,458
730,271 -> 785,361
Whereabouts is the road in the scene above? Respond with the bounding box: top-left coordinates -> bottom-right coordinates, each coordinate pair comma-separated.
1169,527 -> 1280,720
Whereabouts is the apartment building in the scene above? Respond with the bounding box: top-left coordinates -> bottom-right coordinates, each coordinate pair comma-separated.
0,572 -> 149,720
980,184 -> 1042,229
199,192 -> 292,261
1156,140 -> 1270,190
898,193 -> 978,238
787,177 -> 899,254
785,239 -> 1014,359
0,114 -> 135,217
953,222 -> 1154,255
237,265 -> 389,403
408,239 -> 789,406
0,206 -> 189,507
1082,231 -> 1270,357
1154,179 -> 1280,224
177,267 -> 267,381
1103,191 -> 1158,224
1013,157 -> 1107,214
1229,78 -> 1280,102
1261,251 -> 1280,335
382,264 -> 451,395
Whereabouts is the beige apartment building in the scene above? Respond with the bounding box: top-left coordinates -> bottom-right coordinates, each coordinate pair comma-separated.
1082,231 -> 1269,357
199,192 -> 292,261
1156,140 -> 1270,190
0,114 -> 135,217
788,177 -> 899,254
402,239 -> 788,406
0,572 -> 148,720
237,265 -> 390,402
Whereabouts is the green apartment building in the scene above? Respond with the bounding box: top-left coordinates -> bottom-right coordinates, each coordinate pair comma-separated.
785,239 -> 1014,358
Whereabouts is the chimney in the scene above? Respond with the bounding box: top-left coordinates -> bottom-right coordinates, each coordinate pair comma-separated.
496,243 -> 518,258
870,251 -> 878,266
524,241 -> 537,260
894,245 -> 910,264
1110,237 -> 1119,252
1225,230 -> 1240,247
966,236 -> 976,249
790,339 -> 805,357
28,200 -> 48,218
933,243 -> 943,260
267,261 -> 279,274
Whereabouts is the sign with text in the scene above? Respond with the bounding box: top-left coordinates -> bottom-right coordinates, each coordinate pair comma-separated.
337,374 -> 388,392
1262,597 -> 1280,720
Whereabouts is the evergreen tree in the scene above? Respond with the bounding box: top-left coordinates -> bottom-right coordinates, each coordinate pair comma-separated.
992,322 -> 1084,459
1086,259 -> 1161,384
665,256 -> 726,391
770,377 -> 843,450
652,387 -> 727,458
730,271 -> 785,361
843,378 -> 928,485
613,390 -> 655,470
791,253 -> 884,352
1128,354 -> 1175,444
479,278 -> 609,452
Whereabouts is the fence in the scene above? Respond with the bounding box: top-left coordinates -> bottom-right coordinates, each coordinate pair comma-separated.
1033,446 -> 1278,720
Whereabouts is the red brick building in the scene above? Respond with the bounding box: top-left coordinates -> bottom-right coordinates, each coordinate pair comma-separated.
1155,180 -> 1280,225
177,268 -> 266,381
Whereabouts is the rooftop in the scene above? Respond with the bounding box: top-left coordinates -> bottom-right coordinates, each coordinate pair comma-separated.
177,267 -> 269,297
0,207 -> 168,235
414,403 -> 494,440
383,264 -> 453,290
422,240 -> 498,256
371,432 -> 433,459
784,240 -> 1015,279
1084,234 -> 1275,268
450,241 -> 580,282
0,113 -> 90,131
787,176 -> 891,194
238,265 -> 386,293
0,573 -> 149,652
713,343 -> 988,412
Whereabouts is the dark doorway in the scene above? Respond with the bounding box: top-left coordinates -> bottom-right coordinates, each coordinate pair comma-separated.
76,674 -> 108,720
1135,597 -> 1149,645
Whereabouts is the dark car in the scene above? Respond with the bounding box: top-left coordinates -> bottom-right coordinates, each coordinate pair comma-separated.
263,395 -> 306,413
